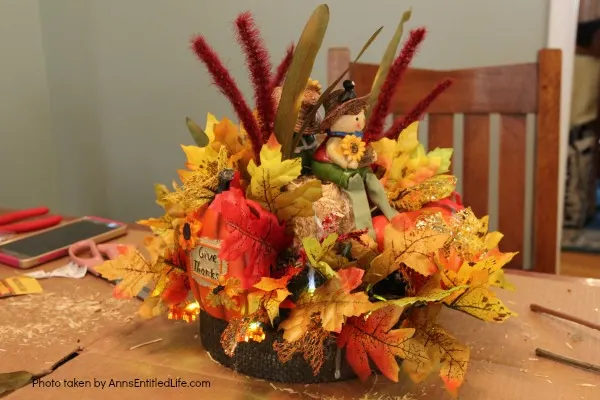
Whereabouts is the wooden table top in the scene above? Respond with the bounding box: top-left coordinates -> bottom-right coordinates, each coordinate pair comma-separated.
1,214 -> 599,399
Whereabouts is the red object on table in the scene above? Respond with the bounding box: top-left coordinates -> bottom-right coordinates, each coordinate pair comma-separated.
0,207 -> 63,233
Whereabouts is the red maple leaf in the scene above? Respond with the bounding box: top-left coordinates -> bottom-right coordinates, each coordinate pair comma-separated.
337,305 -> 415,382
218,191 -> 291,280
161,273 -> 190,305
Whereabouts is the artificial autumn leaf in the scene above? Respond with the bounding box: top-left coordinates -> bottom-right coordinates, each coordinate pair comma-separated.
373,285 -> 466,311
350,234 -> 379,270
302,234 -> 338,278
382,212 -> 450,277
403,320 -> 470,397
273,317 -> 330,375
96,236 -> 169,299
248,274 -> 295,325
337,305 -> 416,382
246,136 -> 322,222
160,273 -> 190,306
138,296 -> 167,319
206,277 -> 243,311
218,191 -> 291,280
279,267 -> 374,342
388,175 -> 457,211
277,178 -> 323,221
165,145 -> 229,212
441,260 -> 517,322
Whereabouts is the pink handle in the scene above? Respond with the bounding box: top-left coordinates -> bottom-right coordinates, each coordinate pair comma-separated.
68,240 -> 104,267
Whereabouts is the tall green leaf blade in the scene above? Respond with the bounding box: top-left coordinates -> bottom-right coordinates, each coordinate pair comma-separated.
366,9 -> 412,119
293,26 -> 383,148
186,117 -> 209,147
275,4 -> 330,159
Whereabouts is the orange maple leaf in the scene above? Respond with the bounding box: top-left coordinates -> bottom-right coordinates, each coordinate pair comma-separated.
337,305 -> 416,382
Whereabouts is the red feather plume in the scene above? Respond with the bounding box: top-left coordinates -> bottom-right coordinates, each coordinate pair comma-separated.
383,78 -> 452,140
191,35 -> 263,160
270,43 -> 295,91
364,28 -> 427,143
235,12 -> 276,143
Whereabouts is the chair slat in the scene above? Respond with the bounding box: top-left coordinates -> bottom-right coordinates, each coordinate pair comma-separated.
498,115 -> 527,268
533,49 -> 561,274
463,114 -> 490,217
428,115 -> 454,174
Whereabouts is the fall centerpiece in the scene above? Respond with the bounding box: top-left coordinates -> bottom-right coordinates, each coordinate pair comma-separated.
96,5 -> 517,396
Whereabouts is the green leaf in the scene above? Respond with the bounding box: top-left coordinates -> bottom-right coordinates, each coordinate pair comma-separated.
0,371 -> 34,396
366,9 -> 412,119
293,25 -> 383,148
275,4 -> 330,159
186,117 -> 209,147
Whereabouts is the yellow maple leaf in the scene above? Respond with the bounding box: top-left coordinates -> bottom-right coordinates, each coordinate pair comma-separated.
302,234 -> 338,278
279,268 -> 374,342
383,213 -> 450,276
137,296 -> 167,319
165,145 -> 229,212
247,276 -> 292,326
440,257 -> 517,322
403,321 -> 470,397
96,236 -> 168,298
246,137 -> 322,222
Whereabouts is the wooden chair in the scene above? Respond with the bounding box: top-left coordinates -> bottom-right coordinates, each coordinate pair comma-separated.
328,48 -> 562,273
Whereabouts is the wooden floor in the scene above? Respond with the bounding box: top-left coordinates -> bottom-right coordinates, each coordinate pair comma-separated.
560,251 -> 600,279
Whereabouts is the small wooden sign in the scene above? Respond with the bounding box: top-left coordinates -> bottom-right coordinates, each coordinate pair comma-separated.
190,238 -> 228,288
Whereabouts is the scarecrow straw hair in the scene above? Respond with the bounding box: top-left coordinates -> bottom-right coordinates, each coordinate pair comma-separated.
364,28 -> 427,143
235,12 -> 276,143
385,78 -> 453,140
270,43 -> 295,92
191,35 -> 263,159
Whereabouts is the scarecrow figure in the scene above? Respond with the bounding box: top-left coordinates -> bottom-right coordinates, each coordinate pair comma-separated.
311,80 -> 398,235
272,79 -> 323,175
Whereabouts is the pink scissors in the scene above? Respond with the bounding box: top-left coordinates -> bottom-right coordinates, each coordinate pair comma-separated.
68,240 -> 132,275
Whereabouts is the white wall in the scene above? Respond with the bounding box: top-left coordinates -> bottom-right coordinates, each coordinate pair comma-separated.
0,0 -> 59,210
22,0 -> 551,221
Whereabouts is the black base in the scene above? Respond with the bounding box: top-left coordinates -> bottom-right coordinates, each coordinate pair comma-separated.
199,310 -> 357,383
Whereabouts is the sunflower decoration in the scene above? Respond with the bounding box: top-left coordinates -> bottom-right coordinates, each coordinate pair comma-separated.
340,135 -> 366,164
178,213 -> 202,251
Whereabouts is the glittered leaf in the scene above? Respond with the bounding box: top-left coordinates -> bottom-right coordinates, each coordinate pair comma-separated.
275,4 -> 329,158
165,146 -> 229,212
337,305 -> 415,382
367,9 -> 412,119
279,267 -> 373,341
273,317 -> 330,375
388,175 -> 457,211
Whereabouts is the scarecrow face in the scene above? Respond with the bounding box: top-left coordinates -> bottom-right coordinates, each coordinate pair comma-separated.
331,110 -> 365,133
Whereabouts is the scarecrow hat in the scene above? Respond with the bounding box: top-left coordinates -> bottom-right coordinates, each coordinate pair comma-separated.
272,80 -> 323,134
320,80 -> 369,132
